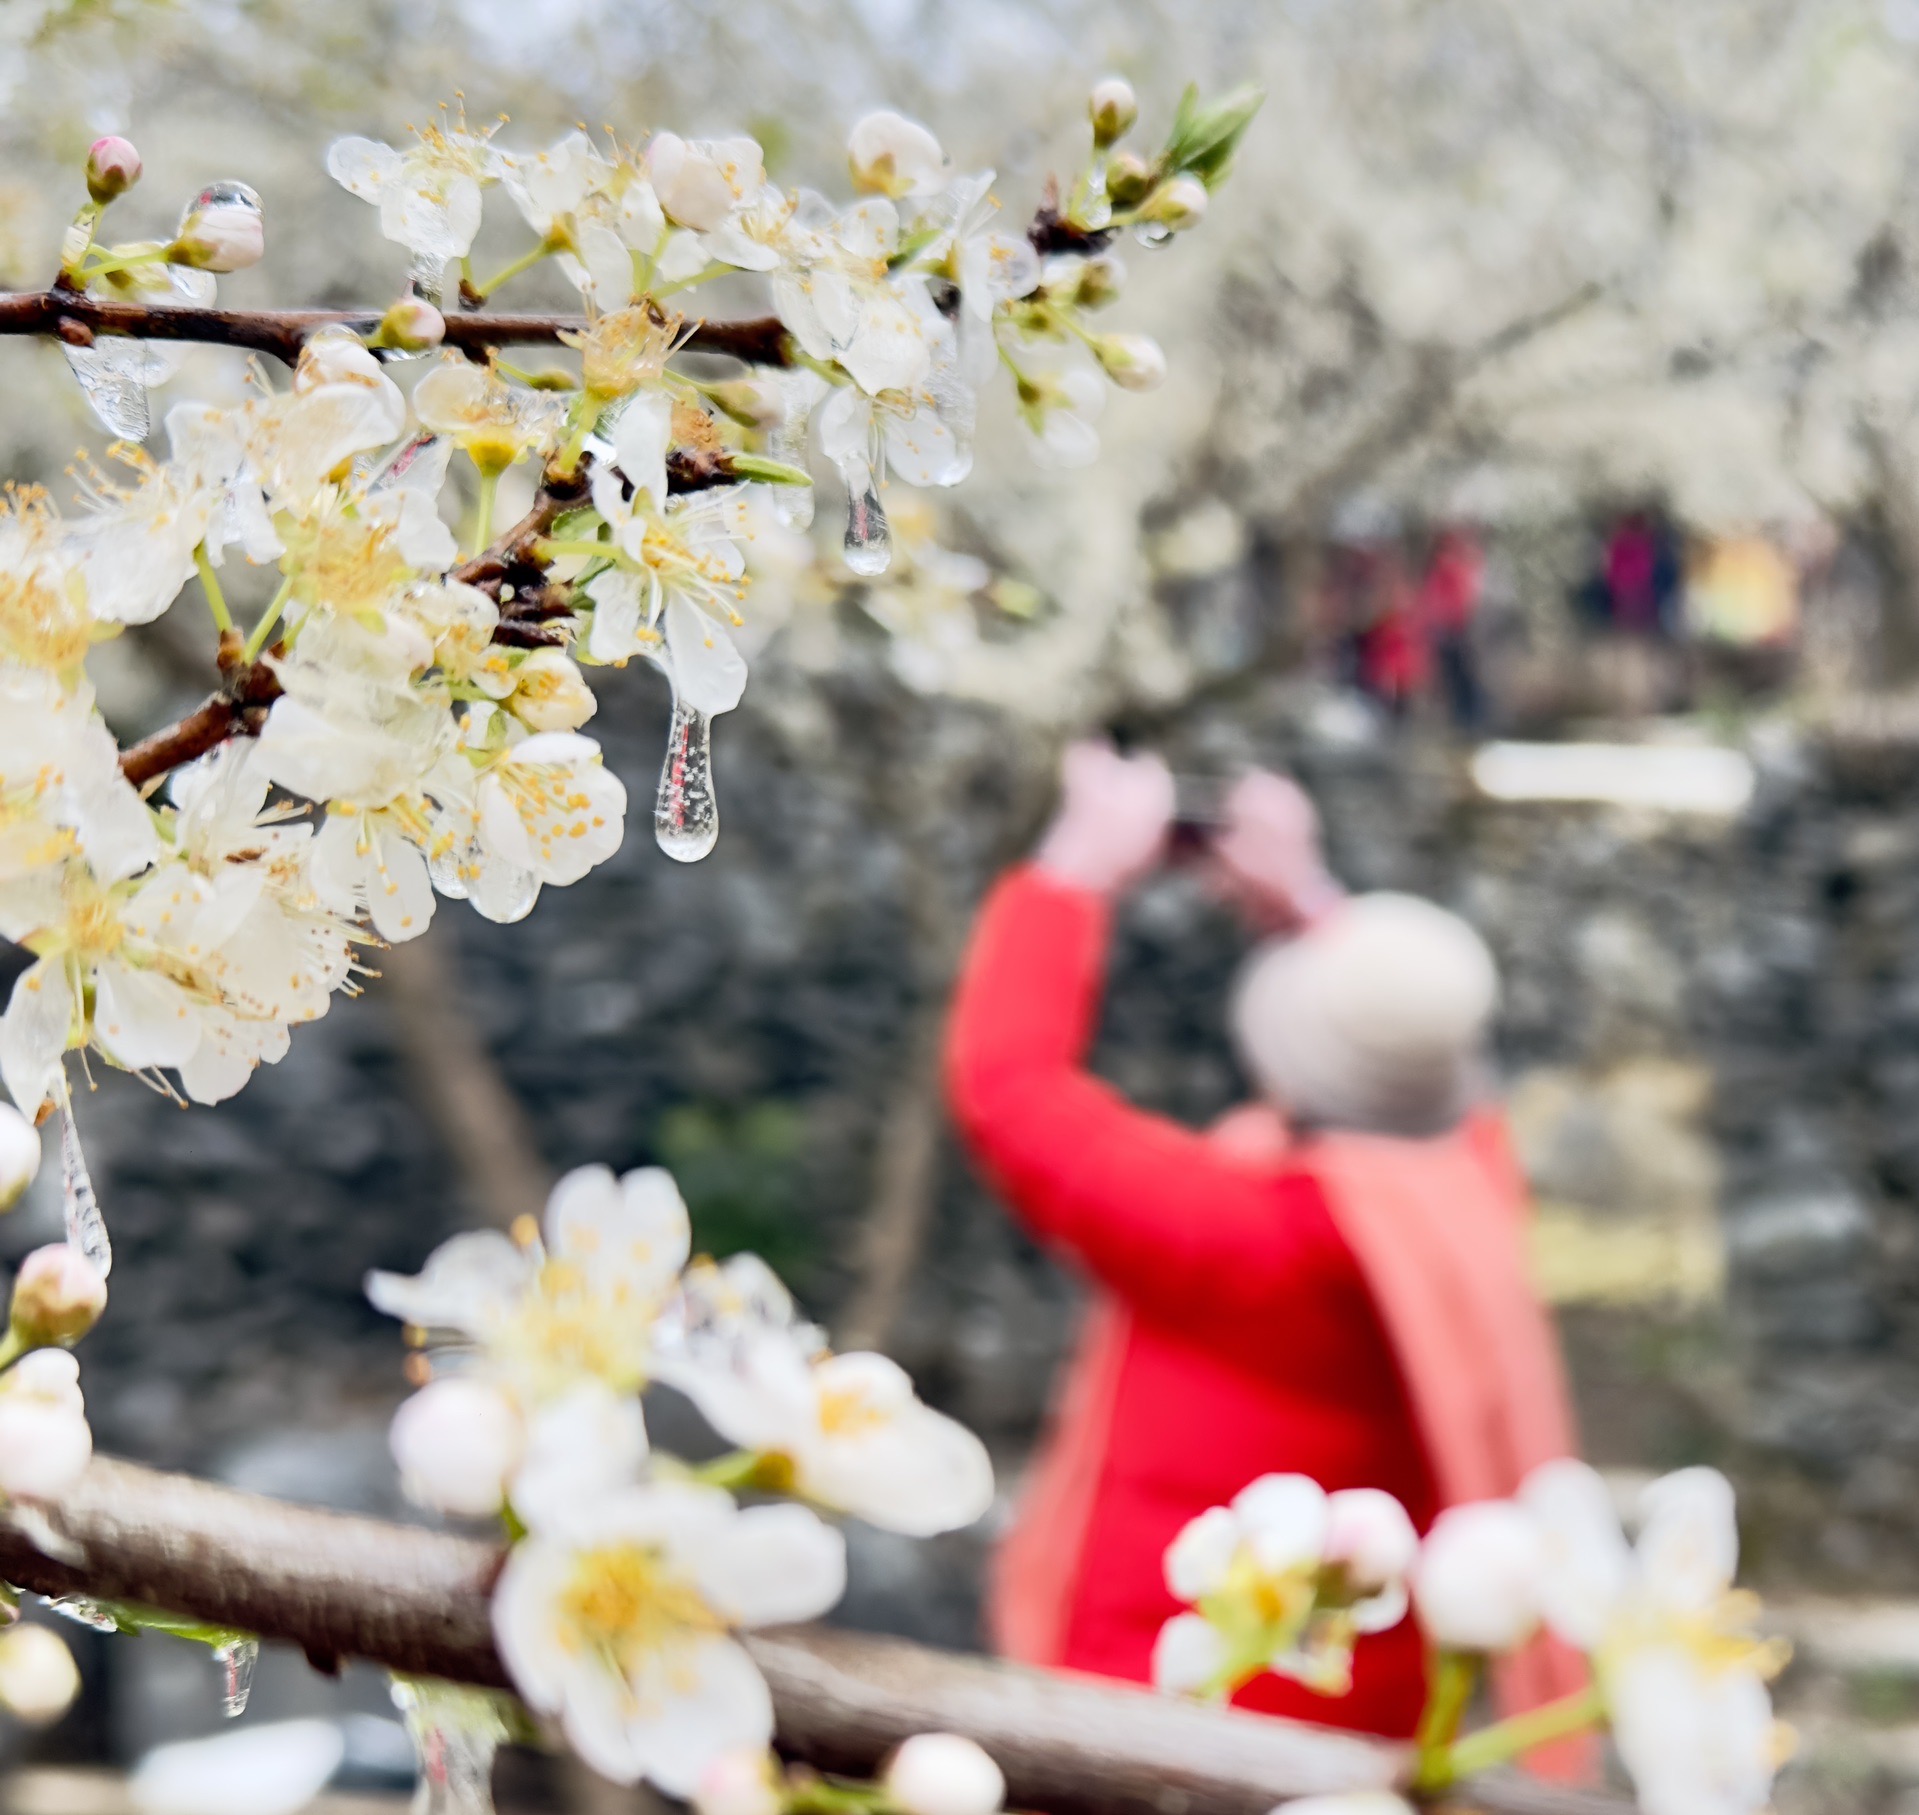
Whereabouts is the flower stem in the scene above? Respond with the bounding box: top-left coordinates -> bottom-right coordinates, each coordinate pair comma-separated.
471,468 -> 500,556
0,1328 -> 26,1374
81,246 -> 168,278
241,576 -> 294,663
475,241 -> 555,301
1424,1683 -> 1607,1790
534,536 -> 616,563
193,543 -> 233,634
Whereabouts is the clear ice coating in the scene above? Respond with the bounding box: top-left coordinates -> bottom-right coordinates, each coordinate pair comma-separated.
841,468 -> 892,577
63,341 -> 160,439
213,1637 -> 258,1717
180,180 -> 263,229
1133,221 -> 1175,249
44,1595 -> 122,1634
392,1679 -> 507,1815
654,696 -> 720,862
59,1099 -> 111,1279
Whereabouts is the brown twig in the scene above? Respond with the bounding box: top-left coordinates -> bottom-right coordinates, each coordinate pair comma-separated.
0,1457 -> 1626,1815
117,642 -> 282,787
0,291 -> 791,368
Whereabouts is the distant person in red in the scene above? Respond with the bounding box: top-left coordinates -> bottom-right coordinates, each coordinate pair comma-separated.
946,744 -> 1585,1751
1419,527 -> 1487,730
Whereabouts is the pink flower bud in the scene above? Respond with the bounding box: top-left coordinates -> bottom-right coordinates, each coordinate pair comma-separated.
377,297 -> 446,352
1089,78 -> 1139,149
0,1102 -> 40,1211
9,1244 -> 106,1349
692,1749 -> 783,1815
0,1625 -> 80,1726
882,1735 -> 1005,1815
168,182 -> 264,272
85,137 -> 142,205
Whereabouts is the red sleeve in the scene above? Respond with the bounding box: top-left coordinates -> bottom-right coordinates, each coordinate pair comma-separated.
944,865 -> 1343,1329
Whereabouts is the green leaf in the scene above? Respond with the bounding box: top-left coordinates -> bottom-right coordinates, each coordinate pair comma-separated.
1165,84 -> 1265,186
727,454 -> 814,487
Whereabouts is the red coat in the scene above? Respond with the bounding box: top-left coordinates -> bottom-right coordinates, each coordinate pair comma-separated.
945,866 -> 1580,1745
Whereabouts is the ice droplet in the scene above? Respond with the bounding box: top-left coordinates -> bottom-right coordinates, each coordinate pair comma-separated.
842,469 -> 892,577
63,342 -> 155,440
45,1596 -> 122,1634
392,1679 -> 507,1815
181,181 -> 262,228
772,477 -> 816,530
654,697 -> 719,862
213,1637 -> 258,1718
1132,221 -> 1174,249
59,1099 -> 110,1279
408,253 -> 449,310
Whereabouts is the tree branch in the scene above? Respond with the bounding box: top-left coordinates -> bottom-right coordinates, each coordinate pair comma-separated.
0,1458 -> 1627,1815
0,291 -> 791,367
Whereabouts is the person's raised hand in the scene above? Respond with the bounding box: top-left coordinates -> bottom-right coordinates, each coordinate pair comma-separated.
1033,740 -> 1176,897
1209,770 -> 1344,930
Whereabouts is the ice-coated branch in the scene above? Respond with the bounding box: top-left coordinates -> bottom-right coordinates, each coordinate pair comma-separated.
0,1458 -> 1625,1815
0,290 -> 792,367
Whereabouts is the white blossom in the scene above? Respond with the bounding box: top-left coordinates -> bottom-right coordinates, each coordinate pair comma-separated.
493,1478 -> 842,1792
1154,1476 -> 1413,1699
327,120 -> 503,266
1520,1460 -> 1785,1815
0,1101 -> 38,1209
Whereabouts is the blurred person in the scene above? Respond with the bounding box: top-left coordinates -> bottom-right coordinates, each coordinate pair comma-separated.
946,745 -> 1585,1750
1416,525 -> 1486,731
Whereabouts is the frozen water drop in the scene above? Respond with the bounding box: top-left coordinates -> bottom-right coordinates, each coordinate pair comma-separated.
59,1099 -> 110,1279
45,1596 -> 121,1634
63,343 -> 153,440
773,480 -> 816,530
409,253 -> 449,309
1132,221 -> 1174,249
179,181 -> 262,231
654,697 -> 719,862
213,1637 -> 258,1718
842,475 -> 892,577
392,1679 -> 507,1815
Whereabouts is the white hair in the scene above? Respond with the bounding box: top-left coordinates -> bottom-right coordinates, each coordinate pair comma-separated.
1229,893 -> 1499,1138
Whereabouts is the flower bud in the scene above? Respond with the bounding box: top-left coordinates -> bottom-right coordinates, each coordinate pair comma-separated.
508,649 -> 597,733
389,1376 -> 524,1518
167,181 -> 264,273
883,1735 -> 1005,1815
707,378 -> 787,430
0,1351 -> 91,1502
9,1244 -> 106,1349
1091,332 -> 1166,393
1104,151 -> 1155,207
85,137 -> 142,206
0,1103 -> 41,1212
1071,256 -> 1125,310
693,1749 -> 783,1815
1141,175 -> 1208,231
374,297 -> 446,353
1323,1488 -> 1419,1598
296,325 -> 388,392
847,111 -> 948,200
0,1625 -> 80,1726
1089,78 -> 1139,149
1413,1500 -> 1545,1653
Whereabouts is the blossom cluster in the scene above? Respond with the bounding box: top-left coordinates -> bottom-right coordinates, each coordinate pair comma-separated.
1154,1461 -> 1788,1815
0,82 -> 1253,1141
367,1162 -> 993,1793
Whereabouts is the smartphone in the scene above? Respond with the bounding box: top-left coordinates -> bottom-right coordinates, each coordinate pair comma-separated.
1168,772 -> 1230,857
